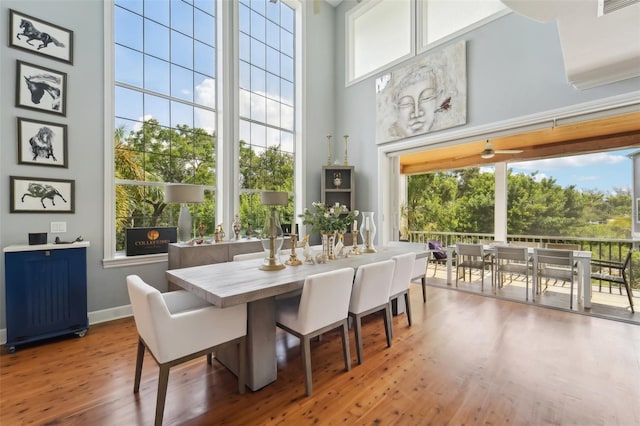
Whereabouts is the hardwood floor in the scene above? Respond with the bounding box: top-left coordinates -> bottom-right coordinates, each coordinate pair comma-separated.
1,285 -> 639,425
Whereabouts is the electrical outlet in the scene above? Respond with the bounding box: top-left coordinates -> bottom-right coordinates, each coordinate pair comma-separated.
50,221 -> 67,233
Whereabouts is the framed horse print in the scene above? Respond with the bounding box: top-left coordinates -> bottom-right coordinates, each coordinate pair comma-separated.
10,176 -> 75,213
17,117 -> 68,168
9,9 -> 73,64
16,60 -> 67,116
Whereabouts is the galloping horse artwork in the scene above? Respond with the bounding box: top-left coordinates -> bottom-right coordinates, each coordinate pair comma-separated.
17,19 -> 65,51
10,177 -> 74,213
9,10 -> 73,64
21,183 -> 67,209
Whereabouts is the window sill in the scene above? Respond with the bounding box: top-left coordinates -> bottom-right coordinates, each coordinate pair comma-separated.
102,252 -> 168,269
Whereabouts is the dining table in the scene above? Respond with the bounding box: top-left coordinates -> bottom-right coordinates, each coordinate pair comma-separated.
166,243 -> 430,391
444,244 -> 593,308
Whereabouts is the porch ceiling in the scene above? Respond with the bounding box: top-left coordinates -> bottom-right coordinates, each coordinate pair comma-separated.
399,111 -> 640,175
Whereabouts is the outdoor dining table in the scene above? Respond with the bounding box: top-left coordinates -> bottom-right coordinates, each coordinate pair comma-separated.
166,243 -> 430,391
444,245 -> 593,308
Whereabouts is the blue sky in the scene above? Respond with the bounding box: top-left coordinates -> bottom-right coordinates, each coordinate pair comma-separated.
507,148 -> 635,194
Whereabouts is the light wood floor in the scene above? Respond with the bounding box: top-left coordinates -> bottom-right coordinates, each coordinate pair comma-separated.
1,285 -> 639,425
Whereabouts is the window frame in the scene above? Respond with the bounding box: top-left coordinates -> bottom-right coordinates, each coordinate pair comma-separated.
103,0 -> 303,267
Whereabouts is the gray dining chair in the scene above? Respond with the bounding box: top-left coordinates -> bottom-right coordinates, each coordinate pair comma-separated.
349,259 -> 396,365
275,267 -> 355,396
494,245 -> 531,300
455,243 -> 490,290
533,248 -> 576,309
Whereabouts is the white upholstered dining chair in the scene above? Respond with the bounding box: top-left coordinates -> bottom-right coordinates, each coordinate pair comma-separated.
389,252 -> 416,337
275,267 -> 355,396
126,275 -> 247,426
348,259 -> 396,365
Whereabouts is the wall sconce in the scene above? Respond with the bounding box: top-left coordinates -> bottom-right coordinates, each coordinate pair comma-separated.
164,184 -> 204,242
260,191 -> 288,271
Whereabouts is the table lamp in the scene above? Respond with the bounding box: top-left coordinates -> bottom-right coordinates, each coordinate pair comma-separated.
165,184 -> 204,242
260,191 -> 288,271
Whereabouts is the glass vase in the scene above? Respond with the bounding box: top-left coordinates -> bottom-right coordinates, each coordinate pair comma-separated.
260,208 -> 285,270
359,211 -> 377,253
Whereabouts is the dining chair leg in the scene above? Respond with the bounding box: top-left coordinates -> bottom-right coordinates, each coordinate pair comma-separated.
301,336 -> 313,396
421,276 -> 427,303
569,279 -> 574,310
155,364 -> 170,426
133,338 -> 145,393
388,301 -> 395,340
340,321 -> 351,371
383,306 -> 392,348
353,314 -> 364,365
404,291 -> 412,327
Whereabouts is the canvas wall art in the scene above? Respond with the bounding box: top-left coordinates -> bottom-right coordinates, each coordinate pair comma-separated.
376,40 -> 467,144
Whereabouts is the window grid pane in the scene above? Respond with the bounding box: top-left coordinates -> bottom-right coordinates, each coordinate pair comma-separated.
114,0 -> 217,251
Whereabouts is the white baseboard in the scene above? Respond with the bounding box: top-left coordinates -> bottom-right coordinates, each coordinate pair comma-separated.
1,304 -> 132,345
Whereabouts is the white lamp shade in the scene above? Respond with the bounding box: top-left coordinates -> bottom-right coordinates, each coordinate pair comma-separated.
261,191 -> 288,206
165,184 -> 205,203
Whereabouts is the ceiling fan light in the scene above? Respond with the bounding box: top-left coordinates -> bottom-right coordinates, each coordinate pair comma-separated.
481,151 -> 494,159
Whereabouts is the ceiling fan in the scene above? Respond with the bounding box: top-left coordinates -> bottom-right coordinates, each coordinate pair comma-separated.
478,140 -> 523,159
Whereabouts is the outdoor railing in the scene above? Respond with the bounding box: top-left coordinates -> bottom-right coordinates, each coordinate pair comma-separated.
407,231 -> 638,290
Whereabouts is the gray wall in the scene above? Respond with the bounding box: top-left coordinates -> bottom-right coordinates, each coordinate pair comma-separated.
0,0 -> 336,330
333,3 -> 640,212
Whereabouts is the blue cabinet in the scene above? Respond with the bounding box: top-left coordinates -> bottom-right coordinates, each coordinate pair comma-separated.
4,243 -> 89,352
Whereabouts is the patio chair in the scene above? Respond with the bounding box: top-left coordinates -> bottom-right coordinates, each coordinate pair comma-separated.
494,246 -> 531,300
428,240 -> 448,277
455,243 -> 491,290
591,250 -> 634,313
533,248 -> 576,309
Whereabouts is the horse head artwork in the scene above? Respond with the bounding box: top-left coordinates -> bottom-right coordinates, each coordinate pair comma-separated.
29,126 -> 57,162
23,74 -> 61,111
17,19 -> 65,50
21,183 -> 67,209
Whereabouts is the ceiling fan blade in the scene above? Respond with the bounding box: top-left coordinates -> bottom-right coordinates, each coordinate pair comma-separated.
494,149 -> 524,154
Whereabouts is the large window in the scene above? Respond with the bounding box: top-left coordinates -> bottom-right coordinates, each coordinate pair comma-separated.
113,0 -> 217,252
237,0 -> 296,233
108,0 -> 299,260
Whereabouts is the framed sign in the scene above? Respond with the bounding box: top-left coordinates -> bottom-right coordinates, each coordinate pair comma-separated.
9,9 -> 74,64
10,176 -> 75,213
16,60 -> 67,116
17,117 -> 68,168
126,227 -> 177,256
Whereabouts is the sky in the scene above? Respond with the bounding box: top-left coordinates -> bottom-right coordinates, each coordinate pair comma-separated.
489,148 -> 636,194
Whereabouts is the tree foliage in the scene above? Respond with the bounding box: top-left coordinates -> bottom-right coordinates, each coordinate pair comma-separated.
407,168 -> 631,238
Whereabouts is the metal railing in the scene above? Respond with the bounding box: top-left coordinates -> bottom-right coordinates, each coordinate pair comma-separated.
407,231 -> 638,290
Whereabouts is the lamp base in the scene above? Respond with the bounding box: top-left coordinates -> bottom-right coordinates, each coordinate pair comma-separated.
177,203 -> 192,242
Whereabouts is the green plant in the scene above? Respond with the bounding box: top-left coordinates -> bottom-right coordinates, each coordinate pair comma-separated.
300,202 -> 358,233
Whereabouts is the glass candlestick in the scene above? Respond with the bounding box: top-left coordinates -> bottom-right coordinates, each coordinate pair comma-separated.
359,211 -> 377,253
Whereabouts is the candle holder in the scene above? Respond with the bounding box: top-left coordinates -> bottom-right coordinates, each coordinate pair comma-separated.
359,211 -> 377,253
285,233 -> 303,266
326,133 -> 333,166
351,230 -> 362,255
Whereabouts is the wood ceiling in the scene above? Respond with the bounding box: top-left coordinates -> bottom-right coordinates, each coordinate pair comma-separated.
399,111 -> 640,175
